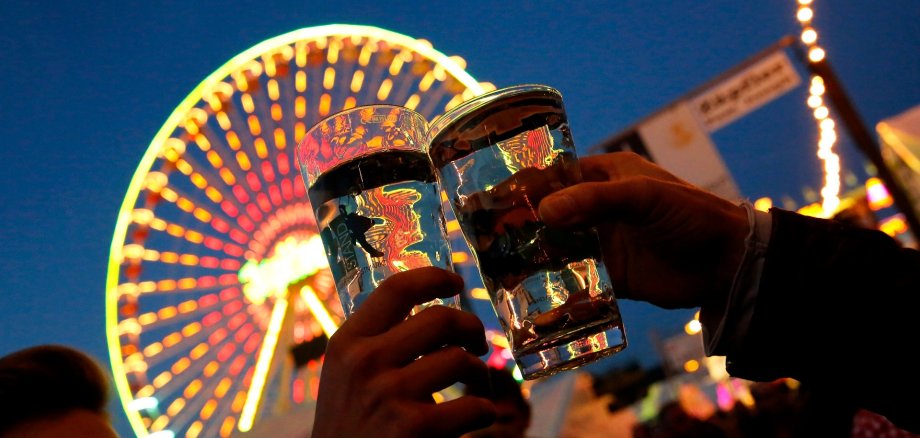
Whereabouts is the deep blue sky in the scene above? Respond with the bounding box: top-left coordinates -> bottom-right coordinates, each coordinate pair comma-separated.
2,1 -> 918,434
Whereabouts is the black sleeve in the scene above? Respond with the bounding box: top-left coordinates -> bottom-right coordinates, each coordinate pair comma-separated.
726,208 -> 920,432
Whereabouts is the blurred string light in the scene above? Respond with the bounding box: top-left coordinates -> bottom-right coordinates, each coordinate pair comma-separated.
796,0 -> 841,217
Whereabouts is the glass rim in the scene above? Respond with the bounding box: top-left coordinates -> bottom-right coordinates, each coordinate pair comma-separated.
427,84 -> 561,141
302,103 -> 426,138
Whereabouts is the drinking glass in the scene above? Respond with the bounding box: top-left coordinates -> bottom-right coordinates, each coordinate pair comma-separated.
296,105 -> 459,316
428,84 -> 627,379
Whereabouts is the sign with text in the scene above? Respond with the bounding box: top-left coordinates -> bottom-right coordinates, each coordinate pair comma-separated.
690,50 -> 801,132
637,102 -> 742,200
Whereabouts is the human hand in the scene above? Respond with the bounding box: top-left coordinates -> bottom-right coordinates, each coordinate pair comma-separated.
537,152 -> 749,310
312,267 -> 496,438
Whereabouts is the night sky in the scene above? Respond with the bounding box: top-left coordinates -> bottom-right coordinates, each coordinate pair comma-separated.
2,1 -> 918,435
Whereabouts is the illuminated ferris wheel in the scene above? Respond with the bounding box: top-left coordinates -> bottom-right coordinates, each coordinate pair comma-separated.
106,24 -> 495,438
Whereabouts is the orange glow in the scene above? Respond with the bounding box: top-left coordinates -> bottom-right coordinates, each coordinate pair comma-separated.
327,39 -> 340,63
220,417 -> 236,438
190,173 -> 207,189
166,398 -> 185,417
880,216 -> 908,236
684,359 -> 700,373
187,421 -> 203,438
685,319 -> 702,335
201,399 -> 218,420
185,379 -> 203,399
150,416 -> 169,432
274,128 -> 286,149
226,131 -> 241,150
206,150 -> 224,168
215,377 -> 233,398
181,322 -> 201,337
153,371 -> 172,388
377,78 -> 393,100
219,168 -> 236,185
204,361 -> 220,378
451,251 -> 469,264
139,313 -> 157,326
267,79 -> 279,101
754,197 -> 773,212
236,151 -> 252,171
190,343 -> 208,360
163,332 -> 183,347
471,288 -> 490,300
216,111 -> 231,130
241,94 -> 255,113
351,70 -> 365,92
248,115 -> 262,136
295,96 -> 306,118
295,122 -> 305,143
271,103 -> 283,121
323,67 -> 336,90
185,230 -> 204,244
255,138 -> 268,159
172,357 -> 191,375
296,70 -> 307,92
194,134 -> 211,152
143,342 -> 163,357
193,208 -> 211,222
159,306 -> 178,319
319,93 -> 331,116
177,198 -> 195,212
405,94 -> 420,110
419,71 -> 435,92
231,391 -> 247,413
343,96 -> 357,110
389,54 -> 405,75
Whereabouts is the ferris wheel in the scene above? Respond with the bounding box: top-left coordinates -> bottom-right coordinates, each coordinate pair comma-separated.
106,24 -> 497,438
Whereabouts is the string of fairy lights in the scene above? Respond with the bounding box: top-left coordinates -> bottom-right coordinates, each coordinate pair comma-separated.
796,0 -> 842,217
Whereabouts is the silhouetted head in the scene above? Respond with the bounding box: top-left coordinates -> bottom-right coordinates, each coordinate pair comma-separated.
0,345 -> 117,438
463,367 -> 530,438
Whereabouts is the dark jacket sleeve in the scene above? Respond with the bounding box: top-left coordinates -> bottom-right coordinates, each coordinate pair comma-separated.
725,208 -> 920,432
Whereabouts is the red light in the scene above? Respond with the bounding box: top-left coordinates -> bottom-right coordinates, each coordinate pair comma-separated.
223,300 -> 244,315
235,323 -> 254,342
203,237 -> 223,251
218,343 -> 236,361
244,333 -> 262,354
256,193 -> 271,212
268,185 -> 283,205
220,287 -> 240,300
237,215 -> 255,232
209,328 -> 228,345
218,273 -> 238,285
281,179 -> 293,200
211,218 -> 231,233
203,311 -> 222,327
293,175 -> 306,197
261,162 -> 276,182
229,313 -> 247,330
278,153 -> 290,175
246,172 -> 262,192
224,244 -> 244,257
220,200 -> 239,217
220,259 -> 240,270
199,256 -> 219,269
199,293 -> 218,307
246,204 -> 263,222
229,229 -> 249,244
232,185 -> 250,203
293,378 -> 305,403
229,356 -> 246,376
198,276 -> 217,288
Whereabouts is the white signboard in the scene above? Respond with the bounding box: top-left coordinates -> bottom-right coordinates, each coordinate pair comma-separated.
638,102 -> 742,200
690,50 -> 801,132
